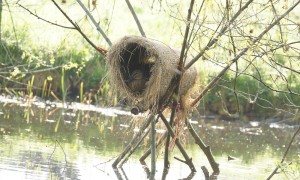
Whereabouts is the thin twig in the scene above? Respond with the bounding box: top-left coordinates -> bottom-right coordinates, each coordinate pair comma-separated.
120,115 -> 160,166
226,0 -> 240,113
185,0 -> 206,65
159,113 -> 196,172
163,104 -> 175,172
5,0 -> 18,47
48,140 -> 68,178
104,0 -> 115,34
17,2 -> 75,29
140,132 -> 167,163
0,0 -> 3,40
120,127 -> 150,167
174,156 -> 187,164
185,0 -> 254,70
266,126 -> 300,180
125,0 -> 146,37
76,0 -> 112,46
112,112 -> 156,168
269,57 -> 300,74
178,0 -> 195,67
0,74 -> 42,90
190,0 -> 300,107
51,0 -> 107,55
269,0 -> 284,43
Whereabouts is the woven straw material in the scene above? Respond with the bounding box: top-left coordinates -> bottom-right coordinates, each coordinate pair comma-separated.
106,35 -> 198,111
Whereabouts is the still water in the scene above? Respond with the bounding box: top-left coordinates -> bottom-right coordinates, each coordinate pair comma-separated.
0,95 -> 299,180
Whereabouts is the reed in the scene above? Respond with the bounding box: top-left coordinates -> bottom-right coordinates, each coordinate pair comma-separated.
42,79 -> 47,98
80,81 -> 84,103
61,68 -> 66,103
27,75 -> 35,97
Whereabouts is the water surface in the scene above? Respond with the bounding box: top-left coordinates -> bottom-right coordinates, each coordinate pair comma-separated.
0,96 -> 299,179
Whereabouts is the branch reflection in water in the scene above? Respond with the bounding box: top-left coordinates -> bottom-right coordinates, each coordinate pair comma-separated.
0,96 -> 299,179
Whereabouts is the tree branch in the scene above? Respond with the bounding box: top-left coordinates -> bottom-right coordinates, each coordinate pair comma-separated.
125,0 -> 146,37
161,0 -> 195,174
112,112 -> 156,168
178,0 -> 195,67
186,118 -> 219,173
159,113 -> 196,172
185,0 -> 254,70
190,0 -> 300,107
17,2 -> 75,30
76,0 -> 112,46
51,0 -> 107,56
266,126 -> 300,180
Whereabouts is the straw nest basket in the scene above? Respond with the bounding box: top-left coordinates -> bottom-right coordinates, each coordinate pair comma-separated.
106,35 -> 198,113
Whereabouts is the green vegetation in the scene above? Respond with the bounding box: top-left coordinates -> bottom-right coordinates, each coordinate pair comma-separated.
1,1 -> 300,179
203,72 -> 300,118
2,29 -> 299,118
0,0 -> 299,120
0,27 -> 109,104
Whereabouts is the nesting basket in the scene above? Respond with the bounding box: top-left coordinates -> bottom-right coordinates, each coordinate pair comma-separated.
106,35 -> 198,112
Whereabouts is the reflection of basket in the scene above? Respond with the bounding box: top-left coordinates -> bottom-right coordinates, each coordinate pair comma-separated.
106,35 -> 198,111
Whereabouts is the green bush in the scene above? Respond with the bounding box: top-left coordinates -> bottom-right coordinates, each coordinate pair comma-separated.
0,28 -> 107,102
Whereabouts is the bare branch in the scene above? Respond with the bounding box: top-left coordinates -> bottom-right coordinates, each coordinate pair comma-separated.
185,0 -> 254,70
269,0 -> 284,43
162,0 -> 196,174
178,0 -> 195,67
267,126 -> 300,180
17,2 -> 75,30
204,54 -> 300,98
112,112 -> 156,168
269,57 -> 300,74
5,0 -> 18,47
226,0 -> 240,113
186,118 -> 219,173
0,74 -> 42,90
76,0 -> 112,46
190,0 -> 300,107
125,0 -> 146,37
51,0 -> 107,56
159,113 -> 196,172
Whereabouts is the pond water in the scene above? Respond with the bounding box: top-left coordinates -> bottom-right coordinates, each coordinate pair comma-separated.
0,95 -> 299,180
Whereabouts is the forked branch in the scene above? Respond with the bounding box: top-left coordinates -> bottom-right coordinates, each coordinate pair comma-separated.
185,0 -> 254,70
76,0 -> 112,46
190,0 -> 300,107
159,113 -> 196,172
51,0 -> 108,55
162,0 -> 196,174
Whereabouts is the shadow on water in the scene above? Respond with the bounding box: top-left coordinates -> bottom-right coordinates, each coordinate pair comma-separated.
0,95 -> 299,179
